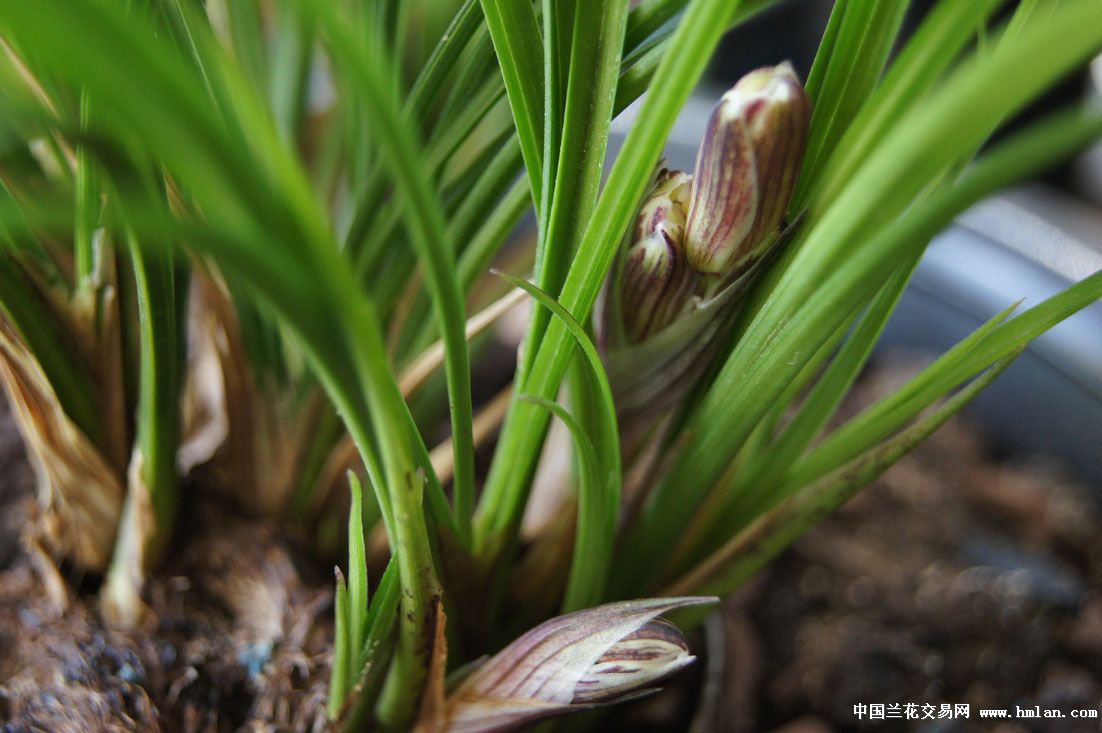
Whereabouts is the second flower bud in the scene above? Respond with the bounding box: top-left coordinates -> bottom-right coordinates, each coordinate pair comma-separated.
620,169 -> 696,343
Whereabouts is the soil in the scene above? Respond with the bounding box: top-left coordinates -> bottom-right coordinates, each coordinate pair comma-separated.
0,403 -> 333,732
1,356 -> 1101,732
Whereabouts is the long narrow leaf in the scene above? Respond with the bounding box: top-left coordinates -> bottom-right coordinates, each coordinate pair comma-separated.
524,0 -> 629,376
314,1 -> 478,546
329,569 -> 352,718
348,471 -> 370,669
476,0 -> 748,551
690,258 -> 919,563
668,352 -> 1022,601
500,273 -> 621,612
814,0 -> 1007,204
792,0 -> 909,210
479,0 -> 544,208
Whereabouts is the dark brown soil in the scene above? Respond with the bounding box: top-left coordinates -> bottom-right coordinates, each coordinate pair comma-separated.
0,404 -> 333,732
1,358 -> 1101,732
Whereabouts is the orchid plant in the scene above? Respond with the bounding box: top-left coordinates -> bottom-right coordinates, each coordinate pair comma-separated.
0,0 -> 1100,730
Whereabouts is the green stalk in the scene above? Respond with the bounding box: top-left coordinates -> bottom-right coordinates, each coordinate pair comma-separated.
478,0 -> 544,210
522,0 -> 629,377
318,2 -> 478,548
475,0 -> 747,556
127,236 -> 182,558
74,88 -> 99,289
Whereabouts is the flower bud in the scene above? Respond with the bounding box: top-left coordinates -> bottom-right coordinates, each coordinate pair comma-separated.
684,62 -> 810,277
441,597 -> 714,732
620,169 -> 696,342
633,168 -> 692,244
572,617 -> 693,703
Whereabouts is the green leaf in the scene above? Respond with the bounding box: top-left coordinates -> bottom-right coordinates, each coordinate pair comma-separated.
314,0 -> 478,546
672,351 -> 1022,601
540,0 -> 573,229
704,6 -> 1102,503
406,0 -> 485,129
348,471 -> 370,669
74,89 -> 100,288
223,0 -> 268,88
349,78 -> 508,279
328,568 -> 352,719
785,301 -> 1017,488
458,180 -> 531,292
518,395 -> 606,610
801,0 -> 844,101
813,0 -> 1007,205
126,227 -> 184,554
524,0 -> 629,377
499,272 -> 621,612
624,0 -> 686,52
692,258 -> 919,561
267,0 -> 315,144
2,4 -> 447,721
364,556 -> 402,664
336,557 -> 401,728
479,0 -> 544,209
476,0 -> 749,550
795,264 -> 1102,490
792,0 -> 909,210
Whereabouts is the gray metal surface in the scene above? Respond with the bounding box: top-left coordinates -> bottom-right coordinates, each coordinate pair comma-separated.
886,217 -> 1102,485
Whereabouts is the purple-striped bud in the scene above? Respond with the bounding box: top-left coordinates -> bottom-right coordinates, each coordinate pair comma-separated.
620,169 -> 696,342
633,168 -> 692,244
572,617 -> 693,703
441,597 -> 713,732
684,62 -> 810,277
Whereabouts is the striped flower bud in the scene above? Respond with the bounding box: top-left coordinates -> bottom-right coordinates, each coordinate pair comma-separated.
441,597 -> 714,732
572,617 -> 693,703
684,62 -> 810,277
620,169 -> 696,342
